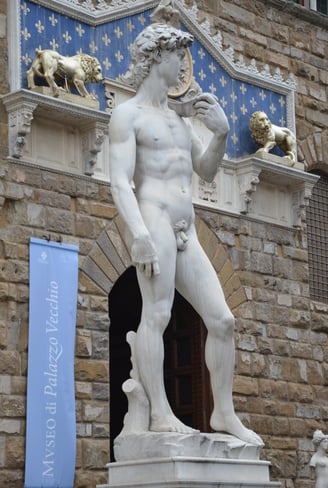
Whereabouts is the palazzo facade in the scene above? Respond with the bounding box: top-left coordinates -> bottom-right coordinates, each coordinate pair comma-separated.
0,1 -> 327,487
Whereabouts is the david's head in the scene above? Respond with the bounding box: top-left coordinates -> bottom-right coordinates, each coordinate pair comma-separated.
124,24 -> 193,89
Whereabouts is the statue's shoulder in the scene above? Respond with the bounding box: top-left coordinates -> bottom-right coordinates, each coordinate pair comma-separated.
110,99 -> 138,128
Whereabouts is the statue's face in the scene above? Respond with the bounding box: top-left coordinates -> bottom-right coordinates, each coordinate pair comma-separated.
158,48 -> 185,87
321,438 -> 328,453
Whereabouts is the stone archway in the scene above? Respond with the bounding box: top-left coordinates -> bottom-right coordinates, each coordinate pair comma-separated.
300,129 -> 328,173
80,213 -> 247,312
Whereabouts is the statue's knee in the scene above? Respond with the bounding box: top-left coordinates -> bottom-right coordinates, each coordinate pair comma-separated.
219,312 -> 235,339
152,307 -> 171,332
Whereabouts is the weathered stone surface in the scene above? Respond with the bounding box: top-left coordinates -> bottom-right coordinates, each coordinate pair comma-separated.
82,439 -> 109,469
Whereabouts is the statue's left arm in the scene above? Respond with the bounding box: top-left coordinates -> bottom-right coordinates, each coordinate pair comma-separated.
190,93 -> 229,183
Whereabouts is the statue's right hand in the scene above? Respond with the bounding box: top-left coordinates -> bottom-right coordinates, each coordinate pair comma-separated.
131,235 -> 160,278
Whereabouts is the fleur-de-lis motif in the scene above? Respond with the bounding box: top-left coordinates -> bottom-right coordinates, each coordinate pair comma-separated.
220,96 -> 228,108
76,24 -> 85,37
250,97 -> 257,108
48,13 -> 58,27
62,31 -> 72,44
240,104 -> 248,115
89,40 -> 98,53
114,26 -> 123,39
126,20 -> 135,33
239,83 -> 247,95
138,14 -> 146,25
198,48 -> 205,59
102,33 -> 111,46
35,20 -> 45,34
259,89 -> 266,101
115,50 -> 123,62
21,27 -> 31,41
230,112 -> 238,123
21,2 -> 30,16
49,38 -> 59,50
103,58 -> 111,70
219,75 -> 227,87
209,62 -> 216,74
209,83 -> 216,94
22,52 -> 32,66
230,91 -> 237,103
231,133 -> 238,145
198,69 -> 206,81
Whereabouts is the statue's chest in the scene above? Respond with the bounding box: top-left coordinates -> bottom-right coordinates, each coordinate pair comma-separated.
136,109 -> 189,150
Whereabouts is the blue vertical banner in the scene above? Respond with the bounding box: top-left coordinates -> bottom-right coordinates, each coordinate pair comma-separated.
25,238 -> 79,488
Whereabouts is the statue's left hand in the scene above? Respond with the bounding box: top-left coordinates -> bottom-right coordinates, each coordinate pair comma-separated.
193,93 -> 229,135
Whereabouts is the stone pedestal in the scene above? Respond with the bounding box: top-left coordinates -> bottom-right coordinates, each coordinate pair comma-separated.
97,433 -> 281,488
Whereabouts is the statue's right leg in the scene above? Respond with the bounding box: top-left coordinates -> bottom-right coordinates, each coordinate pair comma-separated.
134,217 -> 197,434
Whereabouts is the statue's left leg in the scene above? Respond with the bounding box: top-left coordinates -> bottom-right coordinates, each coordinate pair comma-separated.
175,226 -> 263,445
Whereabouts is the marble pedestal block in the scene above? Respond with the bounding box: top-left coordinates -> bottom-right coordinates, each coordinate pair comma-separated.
97,433 -> 281,488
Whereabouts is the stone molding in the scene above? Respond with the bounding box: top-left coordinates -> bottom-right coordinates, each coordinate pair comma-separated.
193,153 -> 319,229
1,89 -> 110,176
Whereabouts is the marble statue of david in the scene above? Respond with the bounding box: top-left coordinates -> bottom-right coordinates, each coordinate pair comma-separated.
108,23 -> 262,446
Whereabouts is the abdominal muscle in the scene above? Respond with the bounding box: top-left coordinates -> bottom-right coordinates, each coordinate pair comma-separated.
133,110 -> 195,236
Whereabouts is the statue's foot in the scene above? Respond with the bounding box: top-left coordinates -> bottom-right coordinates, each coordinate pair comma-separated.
150,414 -> 199,434
210,413 -> 264,446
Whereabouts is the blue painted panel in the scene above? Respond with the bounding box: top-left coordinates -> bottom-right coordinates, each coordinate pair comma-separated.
20,0 -> 288,158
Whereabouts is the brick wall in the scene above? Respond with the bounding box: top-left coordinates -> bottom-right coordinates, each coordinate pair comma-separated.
0,1 -> 327,488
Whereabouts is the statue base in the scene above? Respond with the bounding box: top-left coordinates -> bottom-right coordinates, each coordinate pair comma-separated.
97,457 -> 281,488
97,433 -> 281,488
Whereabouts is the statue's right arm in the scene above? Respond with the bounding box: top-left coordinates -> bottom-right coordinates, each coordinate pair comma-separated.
108,104 -> 159,276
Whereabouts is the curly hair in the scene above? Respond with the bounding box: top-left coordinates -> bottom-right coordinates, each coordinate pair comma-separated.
123,23 -> 193,89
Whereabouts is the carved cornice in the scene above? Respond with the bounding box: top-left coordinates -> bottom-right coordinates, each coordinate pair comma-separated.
28,0 -> 158,24
178,1 -> 297,93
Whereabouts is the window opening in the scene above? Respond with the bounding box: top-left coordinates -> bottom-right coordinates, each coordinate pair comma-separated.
306,172 -> 328,303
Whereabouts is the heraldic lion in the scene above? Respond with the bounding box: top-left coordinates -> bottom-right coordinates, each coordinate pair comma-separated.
27,49 -> 103,99
249,111 -> 296,166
